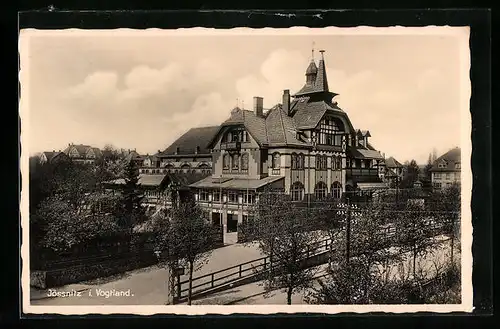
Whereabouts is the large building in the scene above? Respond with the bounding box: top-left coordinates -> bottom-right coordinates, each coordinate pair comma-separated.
135,126 -> 217,176
429,147 -> 461,189
188,50 -> 387,237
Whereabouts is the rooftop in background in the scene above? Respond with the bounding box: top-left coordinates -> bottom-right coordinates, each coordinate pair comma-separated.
103,172 -> 210,190
430,147 -> 461,172
385,156 -> 403,168
158,126 -> 219,157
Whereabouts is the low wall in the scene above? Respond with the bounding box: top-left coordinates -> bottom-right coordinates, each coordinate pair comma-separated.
30,250 -> 159,289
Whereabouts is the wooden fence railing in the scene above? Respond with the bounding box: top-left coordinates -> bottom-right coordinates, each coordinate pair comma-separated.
174,222 -> 449,303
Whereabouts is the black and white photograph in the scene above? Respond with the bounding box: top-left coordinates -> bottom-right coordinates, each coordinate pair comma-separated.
20,26 -> 472,314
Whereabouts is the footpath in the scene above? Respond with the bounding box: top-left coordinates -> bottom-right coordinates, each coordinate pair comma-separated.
30,242 -> 263,305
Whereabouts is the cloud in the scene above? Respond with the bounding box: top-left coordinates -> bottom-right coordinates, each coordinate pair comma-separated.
235,49 -> 307,107
67,71 -> 118,99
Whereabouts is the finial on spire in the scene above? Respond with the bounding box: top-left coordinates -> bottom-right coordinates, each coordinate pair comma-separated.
319,49 -> 325,59
311,41 -> 315,61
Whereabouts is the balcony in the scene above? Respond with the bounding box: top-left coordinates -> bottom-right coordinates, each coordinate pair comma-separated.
220,141 -> 241,151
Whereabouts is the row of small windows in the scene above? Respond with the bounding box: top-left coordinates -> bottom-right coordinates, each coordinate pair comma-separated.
223,129 -> 250,143
271,153 -> 343,170
438,161 -> 461,169
144,163 -> 211,169
433,182 -> 460,189
140,168 -> 211,175
223,153 -> 249,171
198,190 -> 256,204
433,172 -> 460,181
290,181 -> 343,201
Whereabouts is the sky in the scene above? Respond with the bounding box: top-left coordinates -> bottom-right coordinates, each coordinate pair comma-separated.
20,28 -> 468,164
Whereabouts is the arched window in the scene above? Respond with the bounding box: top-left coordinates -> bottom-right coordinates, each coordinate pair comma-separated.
241,153 -> 249,171
314,182 -> 327,200
232,154 -> 240,170
223,154 -> 230,170
291,153 -> 297,170
290,182 -> 305,201
272,152 -> 281,169
332,181 -> 342,199
298,153 -> 305,169
332,156 -> 342,170
316,155 -> 327,170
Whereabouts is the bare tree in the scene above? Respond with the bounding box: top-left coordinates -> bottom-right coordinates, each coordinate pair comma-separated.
166,199 -> 215,305
253,189 -> 320,305
428,183 -> 461,266
311,202 -> 401,304
312,196 -> 344,267
395,201 -> 437,280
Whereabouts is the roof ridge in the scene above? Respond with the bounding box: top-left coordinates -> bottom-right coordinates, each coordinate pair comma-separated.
278,107 -> 288,144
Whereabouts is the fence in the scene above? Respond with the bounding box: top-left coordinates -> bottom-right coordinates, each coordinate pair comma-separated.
175,220 -> 449,303
174,237 -> 333,303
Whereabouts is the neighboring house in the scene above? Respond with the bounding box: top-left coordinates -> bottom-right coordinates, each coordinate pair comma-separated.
139,154 -> 161,174
102,172 -> 208,213
383,156 -> 404,186
63,143 -> 102,164
39,150 -> 70,164
187,50 -> 388,236
429,147 -> 461,189
121,149 -> 145,168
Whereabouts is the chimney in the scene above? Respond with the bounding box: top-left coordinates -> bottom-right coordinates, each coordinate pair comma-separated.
195,146 -> 200,154
176,147 -> 180,154
282,90 -> 290,115
157,150 -> 161,154
253,96 -> 264,117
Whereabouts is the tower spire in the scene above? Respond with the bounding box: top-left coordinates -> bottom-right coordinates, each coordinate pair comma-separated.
315,50 -> 329,92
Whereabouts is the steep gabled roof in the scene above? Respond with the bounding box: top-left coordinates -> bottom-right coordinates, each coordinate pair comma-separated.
160,126 -> 219,156
385,156 -> 403,168
42,151 -> 56,160
291,100 -> 354,132
265,105 -> 310,147
208,108 -> 268,147
63,144 -> 91,157
92,147 -> 102,158
430,147 -> 461,172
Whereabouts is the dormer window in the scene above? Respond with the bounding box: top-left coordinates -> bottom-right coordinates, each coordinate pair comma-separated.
318,117 -> 345,146
224,127 -> 248,143
438,161 -> 447,169
455,162 -> 461,169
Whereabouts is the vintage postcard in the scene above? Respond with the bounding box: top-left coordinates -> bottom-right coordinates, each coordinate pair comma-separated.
19,26 -> 473,315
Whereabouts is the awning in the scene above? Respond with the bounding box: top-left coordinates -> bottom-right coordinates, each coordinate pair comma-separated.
189,176 -> 284,190
357,182 -> 389,191
104,174 -> 167,187
349,147 -> 384,160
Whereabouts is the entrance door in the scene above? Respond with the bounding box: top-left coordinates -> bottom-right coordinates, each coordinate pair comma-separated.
227,214 -> 238,233
212,213 -> 222,227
